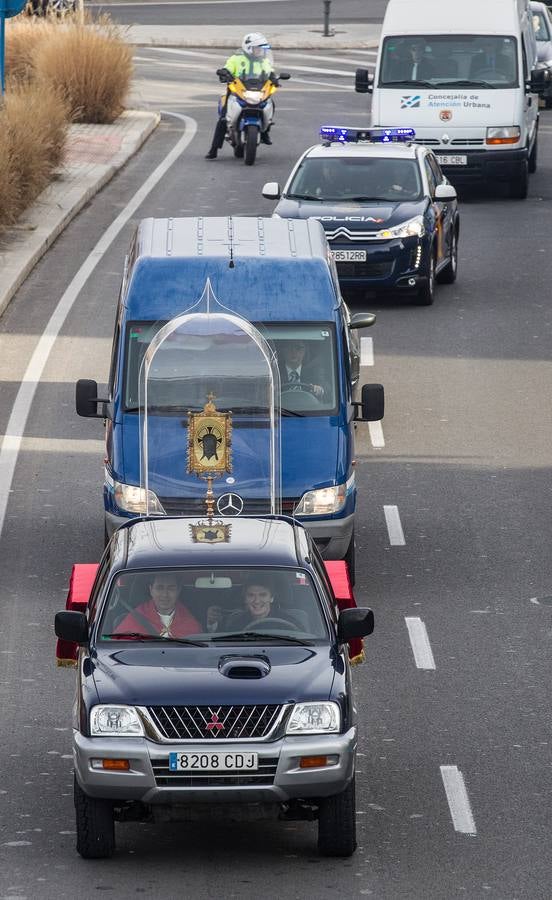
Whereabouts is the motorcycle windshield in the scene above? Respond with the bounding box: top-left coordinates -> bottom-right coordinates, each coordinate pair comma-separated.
138,280 -> 281,518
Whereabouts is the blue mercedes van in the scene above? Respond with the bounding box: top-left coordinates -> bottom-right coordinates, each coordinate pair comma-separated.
76,217 -> 384,582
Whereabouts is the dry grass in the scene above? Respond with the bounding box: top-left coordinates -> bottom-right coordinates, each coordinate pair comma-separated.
5,18 -> 51,84
0,83 -> 69,229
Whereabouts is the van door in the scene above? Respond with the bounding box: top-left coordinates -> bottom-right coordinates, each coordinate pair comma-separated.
521,29 -> 538,156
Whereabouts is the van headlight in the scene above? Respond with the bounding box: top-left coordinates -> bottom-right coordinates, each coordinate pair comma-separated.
112,480 -> 165,514
287,702 -> 341,734
90,706 -> 144,737
376,215 -> 425,239
486,126 -> 520,145
294,475 -> 353,517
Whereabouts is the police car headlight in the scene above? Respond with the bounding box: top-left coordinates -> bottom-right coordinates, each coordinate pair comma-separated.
377,215 -> 425,239
486,126 -> 520,145
90,706 -> 144,737
113,480 -> 165,514
287,702 -> 341,734
294,475 -> 354,516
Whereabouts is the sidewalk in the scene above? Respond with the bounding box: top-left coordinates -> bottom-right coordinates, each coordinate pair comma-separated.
127,24 -> 381,50
0,110 -> 159,320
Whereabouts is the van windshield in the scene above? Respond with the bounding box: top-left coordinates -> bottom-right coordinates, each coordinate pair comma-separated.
124,322 -> 338,416
379,35 -> 519,89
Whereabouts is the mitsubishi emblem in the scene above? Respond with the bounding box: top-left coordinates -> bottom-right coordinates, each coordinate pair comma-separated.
206,713 -> 224,733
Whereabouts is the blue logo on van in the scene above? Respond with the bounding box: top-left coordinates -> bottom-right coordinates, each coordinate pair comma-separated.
400,95 -> 421,108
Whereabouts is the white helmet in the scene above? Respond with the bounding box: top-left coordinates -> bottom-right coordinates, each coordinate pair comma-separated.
242,32 -> 271,59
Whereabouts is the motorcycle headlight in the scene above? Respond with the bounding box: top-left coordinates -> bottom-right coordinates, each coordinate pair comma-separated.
377,215 -> 425,239
243,90 -> 263,102
112,480 -> 165,514
90,705 -> 144,737
294,475 -> 354,517
286,702 -> 341,734
486,126 -> 520,145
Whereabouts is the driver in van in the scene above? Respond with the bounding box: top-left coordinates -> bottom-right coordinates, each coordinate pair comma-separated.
279,340 -> 325,398
115,574 -> 201,638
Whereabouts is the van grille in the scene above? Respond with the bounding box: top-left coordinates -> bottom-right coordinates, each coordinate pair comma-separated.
152,756 -> 279,787
158,497 -> 297,516
147,705 -> 283,741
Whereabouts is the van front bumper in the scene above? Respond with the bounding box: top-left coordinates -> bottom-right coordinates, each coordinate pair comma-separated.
438,147 -> 528,183
73,728 -> 356,805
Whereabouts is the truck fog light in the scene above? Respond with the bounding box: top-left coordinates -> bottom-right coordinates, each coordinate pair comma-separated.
408,277 -> 416,286
91,758 -> 130,771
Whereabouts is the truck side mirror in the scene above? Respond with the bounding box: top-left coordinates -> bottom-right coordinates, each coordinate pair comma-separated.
350,312 -> 376,329
55,610 -> 89,644
355,67 -> 373,94
262,181 -> 281,200
337,607 -> 374,642
355,383 -> 384,422
76,379 -> 109,418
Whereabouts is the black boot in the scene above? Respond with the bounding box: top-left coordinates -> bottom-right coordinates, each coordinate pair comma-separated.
260,127 -> 272,146
205,148 -> 218,159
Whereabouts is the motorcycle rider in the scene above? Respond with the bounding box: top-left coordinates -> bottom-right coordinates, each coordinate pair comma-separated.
205,32 -> 275,160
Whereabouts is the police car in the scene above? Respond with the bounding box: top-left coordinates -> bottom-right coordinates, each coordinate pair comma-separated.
262,126 -> 460,305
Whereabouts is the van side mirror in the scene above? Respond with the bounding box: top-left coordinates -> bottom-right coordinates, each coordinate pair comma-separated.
355,383 -> 384,422
435,183 -> 457,202
337,607 -> 374,642
355,68 -> 373,94
55,610 -> 89,644
76,379 -> 109,418
350,312 -> 376,329
528,67 -> 547,94
262,181 -> 281,200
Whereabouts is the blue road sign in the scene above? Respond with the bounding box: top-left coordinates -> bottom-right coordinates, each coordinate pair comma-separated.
1,0 -> 28,94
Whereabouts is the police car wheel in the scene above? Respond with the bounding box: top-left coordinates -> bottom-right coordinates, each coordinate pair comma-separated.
317,775 -> 357,857
436,228 -> 458,285
74,776 -> 115,859
415,251 -> 435,305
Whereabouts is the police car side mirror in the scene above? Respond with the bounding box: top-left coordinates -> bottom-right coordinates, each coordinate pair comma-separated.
338,607 -> 374,642
349,312 -> 376,329
262,181 -> 281,200
278,72 -> 291,80
76,379 -> 110,419
434,183 -> 457,202
355,67 -> 373,94
55,610 -> 89,645
355,383 -> 384,422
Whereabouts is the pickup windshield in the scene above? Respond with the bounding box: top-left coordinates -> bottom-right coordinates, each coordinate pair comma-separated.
379,34 -> 519,89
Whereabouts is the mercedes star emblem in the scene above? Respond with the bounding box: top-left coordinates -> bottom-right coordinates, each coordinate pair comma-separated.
217,492 -> 244,516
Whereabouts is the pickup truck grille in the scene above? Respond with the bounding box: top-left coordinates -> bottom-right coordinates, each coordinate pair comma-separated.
152,757 -> 279,787
147,705 -> 283,741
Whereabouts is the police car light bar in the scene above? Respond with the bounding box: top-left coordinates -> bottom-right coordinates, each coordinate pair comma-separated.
319,126 -> 416,144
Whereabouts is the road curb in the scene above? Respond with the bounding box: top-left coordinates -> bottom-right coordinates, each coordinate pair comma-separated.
0,110 -> 160,322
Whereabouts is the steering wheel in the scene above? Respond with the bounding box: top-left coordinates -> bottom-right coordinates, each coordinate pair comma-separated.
244,616 -> 300,631
281,381 -> 318,395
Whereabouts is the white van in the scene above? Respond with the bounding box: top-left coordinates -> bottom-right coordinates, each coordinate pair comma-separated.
355,0 -> 545,198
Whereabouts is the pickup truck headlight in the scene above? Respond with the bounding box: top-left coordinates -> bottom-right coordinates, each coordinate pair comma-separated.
376,215 -> 425,239
486,126 -> 520,145
287,702 -> 341,734
112,480 -> 165,514
294,475 -> 353,517
90,705 -> 144,737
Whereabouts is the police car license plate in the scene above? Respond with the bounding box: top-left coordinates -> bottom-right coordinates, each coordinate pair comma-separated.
169,751 -> 258,772
331,250 -> 367,262
435,155 -> 467,166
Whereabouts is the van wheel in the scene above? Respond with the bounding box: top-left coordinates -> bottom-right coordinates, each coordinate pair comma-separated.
244,125 -> 257,166
528,135 -> 538,174
74,777 -> 115,859
414,250 -> 435,305
436,227 -> 458,285
343,530 -> 356,586
317,775 -> 357,857
508,161 -> 529,199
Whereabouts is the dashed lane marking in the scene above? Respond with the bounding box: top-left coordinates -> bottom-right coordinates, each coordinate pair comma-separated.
360,335 -> 374,366
383,505 -> 405,545
368,421 -> 385,449
440,766 -> 477,835
405,617 -> 436,669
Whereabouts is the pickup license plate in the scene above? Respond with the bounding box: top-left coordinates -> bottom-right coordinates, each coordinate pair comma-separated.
435,154 -> 467,166
331,249 -> 367,262
169,751 -> 258,772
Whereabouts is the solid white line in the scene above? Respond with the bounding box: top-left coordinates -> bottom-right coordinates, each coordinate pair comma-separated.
360,335 -> 374,366
440,766 -> 477,835
0,113 -> 198,540
383,505 -> 405,545
368,421 -> 385,449
91,0 -> 292,6
288,77 -> 353,91
405,617 -> 436,669
342,49 -> 378,57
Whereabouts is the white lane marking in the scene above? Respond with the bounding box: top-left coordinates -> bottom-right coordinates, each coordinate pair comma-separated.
91,0 -> 293,6
440,766 -> 477,835
274,63 -> 355,77
342,49 -> 378,57
383,505 -> 405,545
0,113 -> 198,540
360,335 -> 374,366
288,77 -> 353,91
405,617 -> 436,669
368,421 -> 384,448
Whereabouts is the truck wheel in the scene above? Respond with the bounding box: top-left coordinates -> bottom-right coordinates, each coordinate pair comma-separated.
343,530 -> 356,586
508,161 -> 529,199
528,134 -> 538,174
244,125 -> 257,166
414,250 -> 435,305
74,776 -> 115,859
436,227 -> 458,285
317,775 -> 357,857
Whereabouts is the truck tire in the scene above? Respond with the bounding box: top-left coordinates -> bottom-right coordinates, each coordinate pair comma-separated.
414,250 -> 435,305
74,776 -> 115,859
528,134 -> 538,174
244,125 -> 257,166
317,775 -> 357,857
508,160 -> 529,199
436,226 -> 458,285
343,530 -> 356,586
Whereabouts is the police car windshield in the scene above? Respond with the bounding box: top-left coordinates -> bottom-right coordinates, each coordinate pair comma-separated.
288,157 -> 422,203
98,567 -> 329,643
124,322 -> 338,416
379,34 -> 519,89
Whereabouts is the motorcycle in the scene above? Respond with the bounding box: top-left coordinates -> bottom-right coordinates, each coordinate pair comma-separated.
216,68 -> 291,166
